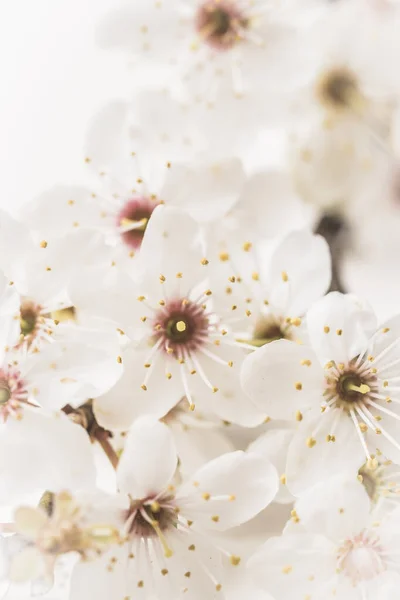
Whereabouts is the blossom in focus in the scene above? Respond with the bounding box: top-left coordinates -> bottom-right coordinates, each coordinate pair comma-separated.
67,416 -> 278,600
242,292 -> 400,493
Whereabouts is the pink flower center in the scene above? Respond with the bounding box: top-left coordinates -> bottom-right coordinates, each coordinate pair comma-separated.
117,197 -> 160,249
0,366 -> 28,421
152,298 -> 210,356
338,532 -> 386,583
195,0 -> 249,51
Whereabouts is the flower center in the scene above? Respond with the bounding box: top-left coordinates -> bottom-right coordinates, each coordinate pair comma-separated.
126,496 -> 177,557
20,300 -> 42,338
196,0 -> 249,50
153,299 -> 209,355
0,381 -> 11,406
0,367 -> 28,420
338,533 -> 385,583
324,360 -> 376,412
316,67 -> 361,112
117,197 -> 159,250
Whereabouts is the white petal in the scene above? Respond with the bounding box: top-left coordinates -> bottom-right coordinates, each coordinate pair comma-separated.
236,170 -> 311,239
84,101 -> 129,168
293,473 -> 370,542
248,426 -> 296,503
161,158 -> 245,223
137,205 -> 205,295
93,347 -> 183,430
0,410 -> 96,503
69,547 -> 127,600
178,451 -> 278,531
266,229 -> 331,317
191,347 -> 266,426
14,507 -> 47,539
306,292 -> 377,364
286,408 -> 366,496
22,185 -> 102,237
9,547 -> 44,583
170,421 -> 234,477
248,534 -> 335,600
117,417 -> 177,498
241,339 -> 322,419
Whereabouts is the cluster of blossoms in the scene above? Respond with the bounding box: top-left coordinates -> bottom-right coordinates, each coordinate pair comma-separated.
4,0 -> 400,598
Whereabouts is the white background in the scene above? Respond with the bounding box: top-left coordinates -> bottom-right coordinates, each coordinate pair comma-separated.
0,0 -> 129,213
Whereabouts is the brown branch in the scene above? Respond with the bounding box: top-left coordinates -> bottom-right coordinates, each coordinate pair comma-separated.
314,212 -> 349,294
94,430 -> 119,470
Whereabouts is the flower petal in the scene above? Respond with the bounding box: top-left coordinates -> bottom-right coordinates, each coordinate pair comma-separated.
248,533 -> 335,600
306,292 -> 377,364
161,158 -> 245,223
137,205 -> 206,296
248,425 -> 296,503
241,339 -> 322,419
14,507 -> 47,539
178,450 -> 278,531
93,348 -> 183,430
293,472 -> 370,542
9,546 -> 44,583
286,408 -> 366,496
266,230 -> 331,317
117,417 -> 177,498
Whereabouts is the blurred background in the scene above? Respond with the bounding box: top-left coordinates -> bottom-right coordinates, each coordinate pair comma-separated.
0,0 -> 130,211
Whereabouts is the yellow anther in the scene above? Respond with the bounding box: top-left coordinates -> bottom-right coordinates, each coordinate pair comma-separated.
295,382 -> 302,391
212,387 -> 219,393
359,423 -> 368,433
242,242 -> 252,252
201,258 -> 209,265
382,327 -> 390,333
228,361 -> 233,367
306,437 -> 317,448
176,321 -> 186,332
290,317 -> 302,327
301,359 -> 312,367
211,515 -> 219,522
281,271 -> 289,282
202,493 -> 210,501
230,555 -> 241,566
166,372 -> 172,379
324,326 -> 330,333
159,274 -> 166,282
290,510 -> 300,523
40,240 -> 47,248
280,474 -> 287,484
219,252 -> 230,261
252,272 -> 259,281
150,501 -> 161,513
347,383 -> 370,394
296,411 -> 303,421
176,272 -> 182,278
228,276 -> 236,283
282,566 -> 292,574
117,356 -> 122,364
141,384 -> 147,391
336,329 -> 343,336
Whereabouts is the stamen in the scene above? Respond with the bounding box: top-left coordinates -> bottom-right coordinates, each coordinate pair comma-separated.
347,383 -> 371,394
